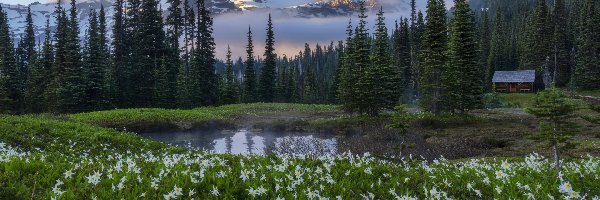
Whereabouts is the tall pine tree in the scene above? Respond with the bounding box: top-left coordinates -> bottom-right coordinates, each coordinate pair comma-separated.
243,26 -> 257,103
164,0 -> 183,107
420,0 -> 448,115
395,18 -> 412,101
26,19 -> 53,113
221,46 -> 238,104
445,0 -> 483,112
83,10 -> 107,111
111,0 -> 127,107
46,0 -> 86,113
259,14 -> 277,102
574,0 -> 600,89
193,0 -> 218,106
0,5 -> 21,114
551,0 -> 571,87
371,8 -> 400,113
353,1 -> 372,114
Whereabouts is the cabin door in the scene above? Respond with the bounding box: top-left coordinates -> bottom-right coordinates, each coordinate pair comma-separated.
509,83 -> 517,92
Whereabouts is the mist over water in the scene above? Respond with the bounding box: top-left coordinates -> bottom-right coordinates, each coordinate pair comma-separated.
213,0 -> 455,59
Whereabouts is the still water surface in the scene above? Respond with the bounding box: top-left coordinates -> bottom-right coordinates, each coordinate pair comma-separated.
141,129 -> 339,155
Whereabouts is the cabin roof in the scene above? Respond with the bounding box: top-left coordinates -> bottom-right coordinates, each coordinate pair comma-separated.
492,70 -> 535,83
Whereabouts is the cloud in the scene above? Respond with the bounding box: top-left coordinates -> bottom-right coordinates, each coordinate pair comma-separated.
213,0 -> 419,59
213,0 -> 456,59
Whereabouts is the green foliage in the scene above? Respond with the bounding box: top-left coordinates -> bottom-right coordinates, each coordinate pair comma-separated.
386,105 -> 411,132
483,92 -> 502,109
394,19 -> 412,101
0,115 -> 165,153
419,0 -> 447,114
574,0 -> 600,89
445,0 -> 484,112
552,0 -> 572,87
337,5 -> 400,115
69,103 -> 339,131
0,5 -> 23,114
411,111 -> 479,128
373,9 -> 401,112
220,46 -> 238,105
83,10 -> 109,111
259,14 -> 277,102
243,27 -> 257,103
498,93 -> 537,108
337,20 -> 356,113
526,87 -> 579,170
352,1 -> 373,115
25,20 -> 53,113
3,113 -> 599,199
44,2 -> 87,113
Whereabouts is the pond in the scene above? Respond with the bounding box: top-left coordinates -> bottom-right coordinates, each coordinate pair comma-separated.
141,129 -> 341,156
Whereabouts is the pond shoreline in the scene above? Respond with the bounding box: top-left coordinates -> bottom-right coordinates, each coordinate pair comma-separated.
65,103 -> 600,160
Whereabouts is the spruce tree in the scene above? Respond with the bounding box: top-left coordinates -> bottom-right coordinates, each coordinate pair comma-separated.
193,0 -> 218,106
301,44 -> 318,103
83,10 -> 107,111
133,0 -> 166,107
0,5 -> 21,114
18,7 -> 36,98
165,0 -> 183,107
419,0 -> 447,115
480,9 -> 491,91
395,18 -> 411,101
154,60 -> 171,108
337,20 -> 356,112
552,0 -> 571,87
98,5 -> 114,108
183,0 -> 196,75
487,10 -> 507,90
445,0 -> 483,112
353,1 -> 372,114
65,0 -> 86,112
221,46 -> 237,104
259,14 -> 277,102
372,8 -> 400,113
574,0 -> 600,89
46,1 -> 86,113
243,26 -> 257,103
26,19 -> 53,113
122,0 -> 141,108
523,0 -> 551,89
287,62 -> 299,102
111,0 -> 127,107
412,11 -> 425,97
526,87 -> 579,173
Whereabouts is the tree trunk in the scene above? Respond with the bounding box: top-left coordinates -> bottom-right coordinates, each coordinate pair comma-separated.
553,143 -> 561,174
553,122 -> 561,174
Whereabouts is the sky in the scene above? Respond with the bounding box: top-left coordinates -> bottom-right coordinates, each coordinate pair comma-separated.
0,0 -> 44,5
212,0 -> 455,59
0,0 -> 456,59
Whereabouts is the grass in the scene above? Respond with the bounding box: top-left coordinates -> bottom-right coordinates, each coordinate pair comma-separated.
1,115 -> 600,199
0,115 -> 166,154
1,104 -> 599,198
497,93 -> 537,108
573,89 -> 600,97
69,103 -> 339,132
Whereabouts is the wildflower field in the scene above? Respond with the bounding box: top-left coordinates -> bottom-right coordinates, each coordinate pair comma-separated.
1,113 -> 599,199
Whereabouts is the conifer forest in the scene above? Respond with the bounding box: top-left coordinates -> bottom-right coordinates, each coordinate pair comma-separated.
0,0 -> 600,199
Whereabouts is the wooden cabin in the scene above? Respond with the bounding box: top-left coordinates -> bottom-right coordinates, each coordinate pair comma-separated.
492,70 -> 535,93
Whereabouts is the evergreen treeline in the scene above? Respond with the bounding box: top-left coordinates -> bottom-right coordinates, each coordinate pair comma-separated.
337,0 -> 600,115
0,0 -> 341,114
1,0 -> 599,115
